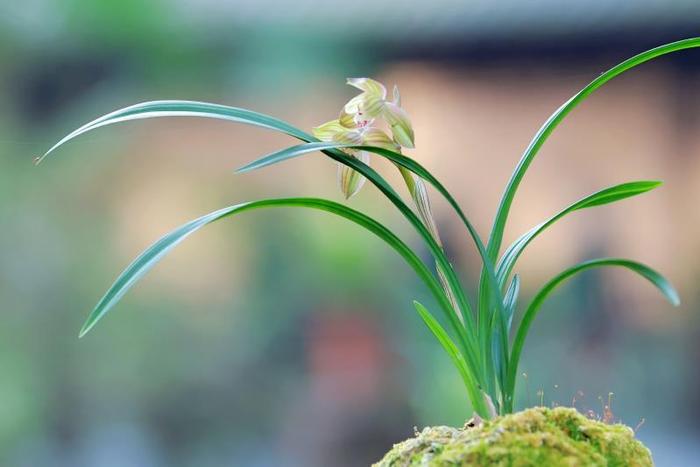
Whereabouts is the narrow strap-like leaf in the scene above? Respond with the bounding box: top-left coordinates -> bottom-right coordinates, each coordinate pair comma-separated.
37,100 -> 483,385
36,101 -> 312,165
496,181 -> 662,288
502,274 -> 520,334
486,38 -> 700,264
77,198 -> 431,334
238,141 -> 509,369
413,300 -> 489,417
76,196 -> 489,416
492,274 -> 519,409
477,38 -> 700,372
490,274 -> 519,398
504,258 -> 679,412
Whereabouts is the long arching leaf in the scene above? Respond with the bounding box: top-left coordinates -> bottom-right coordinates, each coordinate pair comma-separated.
38,101 -> 483,382
496,181 -> 662,287
237,141 -> 508,359
77,196 -> 488,416
504,258 -> 679,412
36,101 -> 312,164
486,38 -> 700,264
37,104 -> 499,335
79,198 -> 435,333
477,38 -> 700,358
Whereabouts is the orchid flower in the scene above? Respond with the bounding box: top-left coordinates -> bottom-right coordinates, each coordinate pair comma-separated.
330,79 -> 438,242
313,78 -> 415,199
314,78 -> 463,323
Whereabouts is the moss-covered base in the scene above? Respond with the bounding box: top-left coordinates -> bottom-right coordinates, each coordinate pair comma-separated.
374,406 -> 652,466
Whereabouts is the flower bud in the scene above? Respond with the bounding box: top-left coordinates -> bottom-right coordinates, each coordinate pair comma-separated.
383,102 -> 415,148
392,84 -> 401,106
337,151 -> 370,199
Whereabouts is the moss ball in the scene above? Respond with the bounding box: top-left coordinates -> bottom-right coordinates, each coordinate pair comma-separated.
374,406 -> 652,466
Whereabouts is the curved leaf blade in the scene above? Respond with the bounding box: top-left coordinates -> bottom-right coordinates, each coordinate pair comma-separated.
37,100 -> 313,164
505,258 -> 680,410
413,300 -> 488,417
486,38 -> 700,264
479,38 -> 699,356
496,181 -> 662,287
503,274 -> 520,334
237,141 -> 508,352
39,101 -> 482,378
79,198 -> 442,337
78,196 -> 488,415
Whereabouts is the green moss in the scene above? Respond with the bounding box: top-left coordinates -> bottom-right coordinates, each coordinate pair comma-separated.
374,407 -> 652,466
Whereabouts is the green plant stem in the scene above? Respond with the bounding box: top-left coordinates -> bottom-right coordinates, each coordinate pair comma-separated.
320,151 -> 484,382
397,165 -> 466,323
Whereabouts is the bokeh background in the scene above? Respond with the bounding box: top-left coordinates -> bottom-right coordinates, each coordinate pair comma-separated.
2,1 -> 700,466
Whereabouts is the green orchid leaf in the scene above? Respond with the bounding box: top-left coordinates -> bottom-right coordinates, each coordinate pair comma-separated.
505,258 -> 679,412
76,195 -> 487,414
503,274 -> 520,334
496,181 -> 662,288
413,300 -> 489,417
79,197 -> 444,341
36,100 -> 481,377
477,38 -> 700,368
237,141 -> 507,350
490,274 -> 519,403
486,38 -> 700,263
37,100 -> 313,165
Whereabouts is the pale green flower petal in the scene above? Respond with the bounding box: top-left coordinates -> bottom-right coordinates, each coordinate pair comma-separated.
339,109 -> 356,128
361,127 -> 400,151
392,85 -> 401,106
332,128 -> 364,145
412,176 -> 440,243
313,119 -> 364,146
337,151 -> 369,199
346,78 -> 387,99
383,102 -> 415,148
312,119 -> 346,141
343,93 -> 385,119
344,77 -> 388,119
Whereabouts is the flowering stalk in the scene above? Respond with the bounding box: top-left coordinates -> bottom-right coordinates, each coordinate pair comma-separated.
314,78 -> 467,325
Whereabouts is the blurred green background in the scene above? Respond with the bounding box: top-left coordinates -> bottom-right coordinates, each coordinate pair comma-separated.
2,1 -> 700,466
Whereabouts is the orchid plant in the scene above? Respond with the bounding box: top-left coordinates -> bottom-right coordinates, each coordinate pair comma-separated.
38,39 -> 700,419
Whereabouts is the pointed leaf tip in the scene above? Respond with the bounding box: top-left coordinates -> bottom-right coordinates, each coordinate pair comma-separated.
668,288 -> 681,307
78,322 -> 91,339
234,164 -> 251,174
